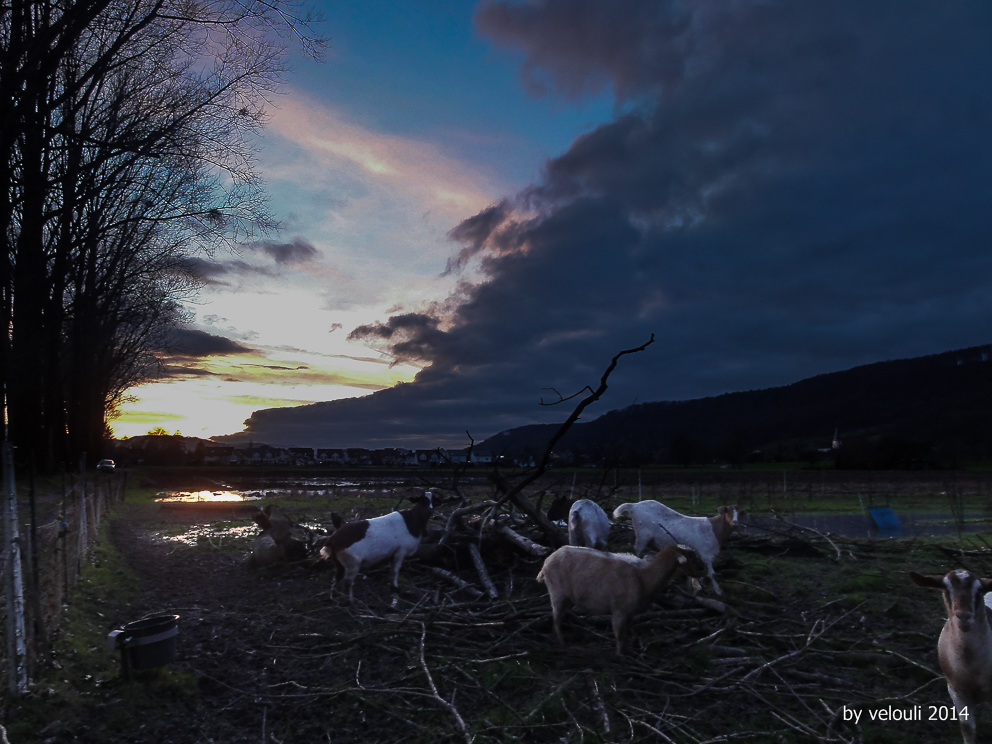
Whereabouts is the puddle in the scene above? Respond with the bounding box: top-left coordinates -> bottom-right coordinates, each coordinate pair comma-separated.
154,523 -> 259,547
155,490 -> 260,503
156,520 -> 327,547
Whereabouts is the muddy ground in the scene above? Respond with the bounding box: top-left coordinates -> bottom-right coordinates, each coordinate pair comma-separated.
5,471 -> 990,743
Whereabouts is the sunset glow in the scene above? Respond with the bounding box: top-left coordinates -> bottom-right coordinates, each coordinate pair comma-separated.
114,0 -> 992,451
111,347 -> 420,439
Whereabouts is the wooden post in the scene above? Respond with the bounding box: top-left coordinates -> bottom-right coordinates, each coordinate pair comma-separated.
77,453 -> 88,565
3,442 -> 29,696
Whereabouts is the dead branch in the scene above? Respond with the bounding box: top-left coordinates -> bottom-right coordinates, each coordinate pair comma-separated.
526,675 -> 579,721
763,517 -> 851,561
417,623 -> 473,744
429,567 -> 484,599
439,501 -> 497,545
468,543 -> 498,600
586,674 -> 611,736
489,334 -> 655,544
497,524 -> 551,557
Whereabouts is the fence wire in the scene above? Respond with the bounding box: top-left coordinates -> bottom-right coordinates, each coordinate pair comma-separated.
1,459 -> 124,697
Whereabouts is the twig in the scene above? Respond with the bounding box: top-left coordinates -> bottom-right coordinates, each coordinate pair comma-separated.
417,623 -> 473,744
764,517 -> 850,560
741,608 -> 858,683
629,717 -> 678,743
875,648 -> 942,679
464,651 -> 530,664
526,675 -> 579,721
586,673 -> 610,735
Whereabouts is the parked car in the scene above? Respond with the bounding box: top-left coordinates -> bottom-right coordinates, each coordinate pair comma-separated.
96,459 -> 115,473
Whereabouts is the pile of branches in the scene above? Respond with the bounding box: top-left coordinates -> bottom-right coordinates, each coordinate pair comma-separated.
212,527 -> 946,744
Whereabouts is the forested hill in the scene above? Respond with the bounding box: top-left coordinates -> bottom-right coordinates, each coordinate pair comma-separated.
478,344 -> 992,466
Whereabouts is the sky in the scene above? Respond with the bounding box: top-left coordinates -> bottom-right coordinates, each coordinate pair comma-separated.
114,0 -> 992,449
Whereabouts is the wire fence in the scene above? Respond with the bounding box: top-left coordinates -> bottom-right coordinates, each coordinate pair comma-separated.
1,444 -> 126,697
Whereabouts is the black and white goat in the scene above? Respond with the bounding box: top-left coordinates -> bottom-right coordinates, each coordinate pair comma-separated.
911,569 -> 992,744
320,492 -> 435,601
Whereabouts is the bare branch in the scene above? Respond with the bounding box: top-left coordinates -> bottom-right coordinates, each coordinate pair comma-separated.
490,334 -> 655,543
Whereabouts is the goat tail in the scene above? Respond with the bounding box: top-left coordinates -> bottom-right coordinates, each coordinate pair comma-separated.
536,565 -> 547,584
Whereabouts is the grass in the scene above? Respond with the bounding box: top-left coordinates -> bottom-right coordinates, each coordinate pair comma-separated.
10,467 -> 992,742
2,518 -> 199,743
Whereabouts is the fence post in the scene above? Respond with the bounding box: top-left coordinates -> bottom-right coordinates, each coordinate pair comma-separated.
3,442 -> 29,696
77,454 -> 88,565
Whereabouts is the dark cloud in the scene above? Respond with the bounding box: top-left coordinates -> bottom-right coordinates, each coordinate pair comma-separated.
156,365 -> 219,380
233,0 -> 992,447
444,200 -> 513,273
475,0 -> 697,101
180,237 -> 320,287
349,313 -> 447,365
165,328 -> 254,357
179,257 -> 231,284
151,329 -> 254,380
245,236 -> 320,265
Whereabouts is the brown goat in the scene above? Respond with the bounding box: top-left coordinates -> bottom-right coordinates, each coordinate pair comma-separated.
537,544 -> 704,654
248,506 -> 310,567
911,569 -> 992,744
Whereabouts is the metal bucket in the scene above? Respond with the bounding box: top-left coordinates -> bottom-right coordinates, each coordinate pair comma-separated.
109,614 -> 179,677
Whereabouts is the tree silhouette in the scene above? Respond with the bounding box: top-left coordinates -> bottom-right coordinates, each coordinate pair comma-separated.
1,0 -> 324,469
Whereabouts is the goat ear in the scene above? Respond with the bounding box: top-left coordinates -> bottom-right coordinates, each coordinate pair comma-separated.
981,578 -> 992,594
909,571 -> 946,589
717,505 -> 729,515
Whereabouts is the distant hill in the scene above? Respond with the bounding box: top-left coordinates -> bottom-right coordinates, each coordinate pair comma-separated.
477,344 -> 992,468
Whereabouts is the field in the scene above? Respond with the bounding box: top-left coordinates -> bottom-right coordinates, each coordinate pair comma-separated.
6,467 -> 992,743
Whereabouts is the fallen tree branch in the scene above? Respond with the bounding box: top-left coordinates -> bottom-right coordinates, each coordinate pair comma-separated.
469,543 -> 499,600
439,501 -> 497,545
498,524 -> 551,557
429,567 -> 484,599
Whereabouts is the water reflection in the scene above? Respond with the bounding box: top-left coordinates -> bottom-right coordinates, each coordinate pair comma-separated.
157,520 -> 326,547
156,490 -> 260,503
156,523 -> 258,546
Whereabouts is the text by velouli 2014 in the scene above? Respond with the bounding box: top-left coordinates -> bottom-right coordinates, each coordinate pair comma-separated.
842,705 -> 968,725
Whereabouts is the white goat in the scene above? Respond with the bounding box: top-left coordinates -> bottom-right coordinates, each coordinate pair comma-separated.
537,544 -> 703,654
911,569 -> 992,744
320,492 -> 434,602
612,501 -> 746,595
567,499 -> 611,549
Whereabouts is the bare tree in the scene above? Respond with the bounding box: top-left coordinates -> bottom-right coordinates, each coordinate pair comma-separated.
1,0 -> 325,467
